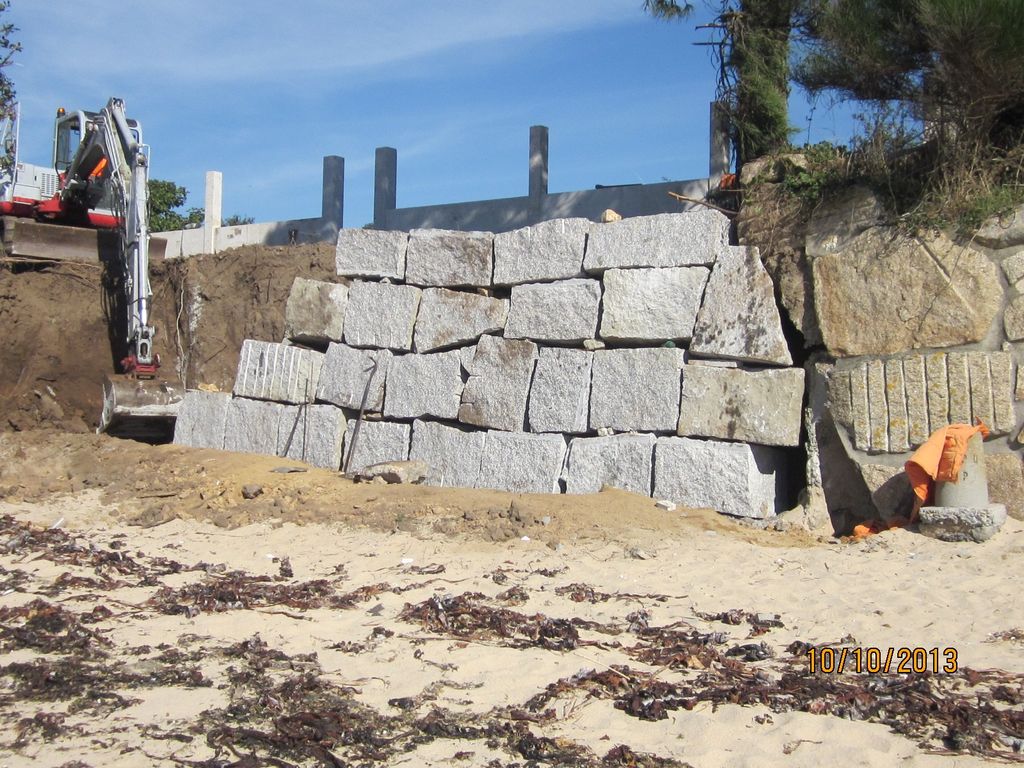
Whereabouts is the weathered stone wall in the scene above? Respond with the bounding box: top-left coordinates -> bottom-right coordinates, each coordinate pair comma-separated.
738,175 -> 1024,526
174,211 -> 807,519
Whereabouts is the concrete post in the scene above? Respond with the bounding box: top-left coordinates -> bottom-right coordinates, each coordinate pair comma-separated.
321,155 -> 344,231
374,147 -> 397,228
204,170 -> 222,254
709,102 -> 730,179
529,125 -> 549,204
935,432 -> 990,507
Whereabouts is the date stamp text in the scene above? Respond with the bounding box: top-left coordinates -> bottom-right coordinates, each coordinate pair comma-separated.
806,646 -> 958,674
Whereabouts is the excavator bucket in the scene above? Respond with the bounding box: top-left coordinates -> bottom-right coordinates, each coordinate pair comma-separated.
99,375 -> 183,442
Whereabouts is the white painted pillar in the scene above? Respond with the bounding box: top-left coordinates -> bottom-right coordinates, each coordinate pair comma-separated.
204,170 -> 222,253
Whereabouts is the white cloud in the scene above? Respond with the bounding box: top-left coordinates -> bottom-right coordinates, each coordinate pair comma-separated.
12,1 -> 639,85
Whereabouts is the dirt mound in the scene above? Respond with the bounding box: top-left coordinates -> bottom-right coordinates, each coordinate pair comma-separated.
160,242 -> 335,392
0,429 -> 815,550
0,241 -> 334,432
0,262 -> 111,432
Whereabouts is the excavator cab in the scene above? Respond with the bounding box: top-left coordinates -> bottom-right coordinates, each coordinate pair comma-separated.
51,108 -> 124,222
52,107 -> 81,174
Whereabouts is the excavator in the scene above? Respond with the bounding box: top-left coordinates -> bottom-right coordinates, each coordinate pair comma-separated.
0,98 -> 182,439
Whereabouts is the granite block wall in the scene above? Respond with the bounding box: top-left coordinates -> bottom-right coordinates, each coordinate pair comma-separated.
174,211 -> 806,519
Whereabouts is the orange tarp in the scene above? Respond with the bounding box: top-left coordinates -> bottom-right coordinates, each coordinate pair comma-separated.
851,422 -> 989,539
904,422 -> 989,518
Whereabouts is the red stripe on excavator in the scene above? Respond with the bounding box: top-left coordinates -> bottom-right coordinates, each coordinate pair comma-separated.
87,212 -> 120,228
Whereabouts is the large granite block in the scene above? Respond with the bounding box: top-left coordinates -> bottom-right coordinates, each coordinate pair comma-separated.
173,390 -> 231,449
459,336 -> 538,431
976,204 -> 1024,248
505,279 -> 601,343
383,350 -> 464,420
233,340 -> 324,404
492,218 -> 588,285
829,369 -> 853,430
903,356 -> 929,447
989,352 -> 1017,433
925,353 -> 949,432
866,360 -> 889,452
527,348 -> 592,434
336,228 -> 407,280
1006,296 -> 1024,341
343,280 -> 421,351
589,347 -> 685,432
946,351 -> 971,424
599,266 -> 709,342
654,437 -> 783,519
409,420 -> 486,488
316,343 -> 391,412
477,431 -> 567,494
342,420 -> 410,474
813,229 -> 1001,356
690,246 -> 792,366
849,364 -> 870,451
583,211 -> 728,272
413,288 -> 508,353
224,397 -> 285,456
405,229 -> 493,287
834,351 -> 1019,456
563,434 -> 655,496
967,352 -> 995,428
885,359 -> 909,453
1000,249 -> 1024,287
284,277 -> 349,346
278,404 -> 347,470
677,365 -> 804,447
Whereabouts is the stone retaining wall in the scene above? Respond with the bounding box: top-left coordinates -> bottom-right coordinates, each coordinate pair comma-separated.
741,181 -> 1024,525
174,211 -> 806,519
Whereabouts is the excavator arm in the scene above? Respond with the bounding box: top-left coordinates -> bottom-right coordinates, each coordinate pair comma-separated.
58,98 -> 156,374
46,98 -> 182,439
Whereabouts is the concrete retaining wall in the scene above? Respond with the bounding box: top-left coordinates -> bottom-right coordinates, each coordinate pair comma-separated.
376,179 -> 716,234
174,210 -> 807,519
158,216 -> 339,260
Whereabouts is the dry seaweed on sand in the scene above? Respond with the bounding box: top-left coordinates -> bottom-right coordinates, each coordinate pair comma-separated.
0,599 -> 110,655
524,667 -> 641,714
987,628 -> 1024,643
554,582 -> 673,605
695,608 -> 785,636
10,711 -> 77,748
399,592 -> 584,651
148,573 -> 326,616
620,643 -> 1022,761
625,623 -> 731,671
511,623 -> 1024,762
496,585 -> 530,604
2,653 -> 209,713
0,514 -> 200,586
195,637 -> 688,768
146,574 -> 397,616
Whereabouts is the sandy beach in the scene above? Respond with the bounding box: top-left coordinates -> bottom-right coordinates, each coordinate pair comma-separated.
0,430 -> 1020,767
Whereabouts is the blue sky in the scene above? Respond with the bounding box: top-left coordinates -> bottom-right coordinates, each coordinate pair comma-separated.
7,2 -> 856,228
